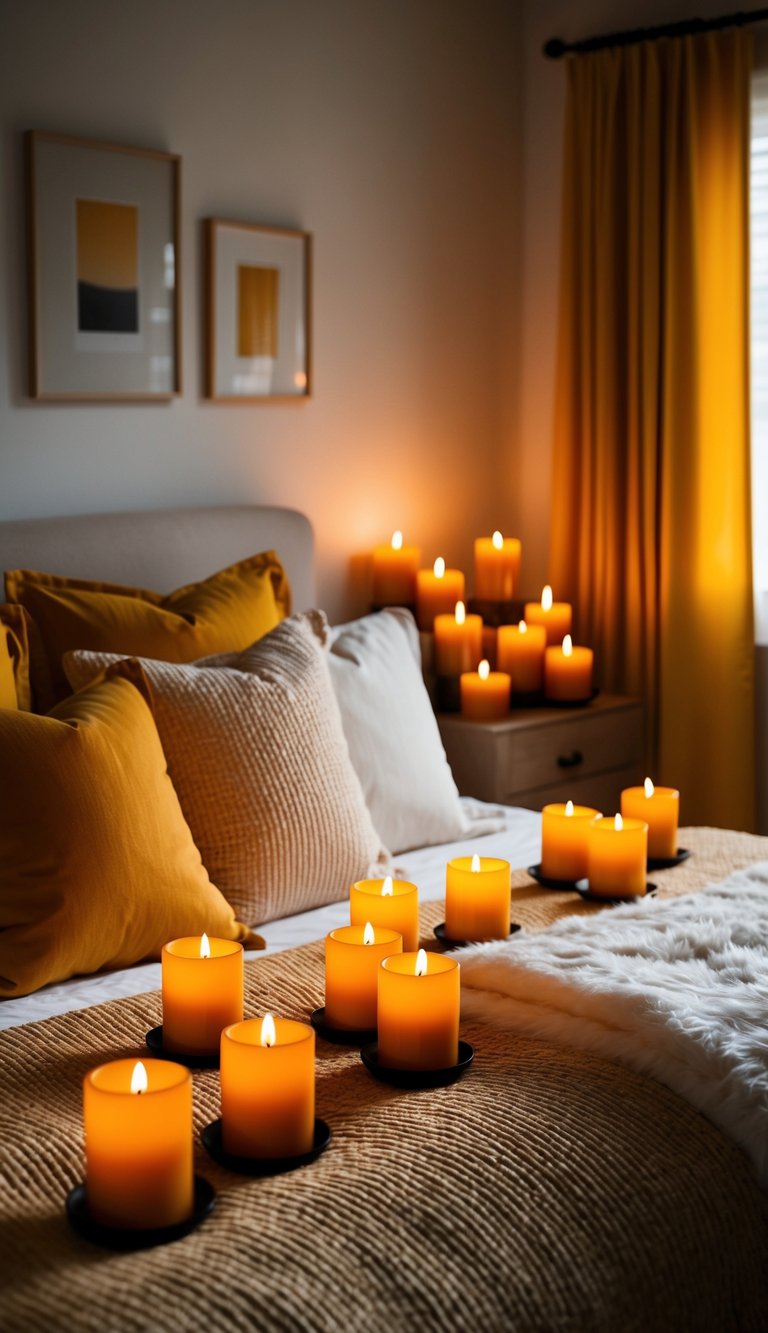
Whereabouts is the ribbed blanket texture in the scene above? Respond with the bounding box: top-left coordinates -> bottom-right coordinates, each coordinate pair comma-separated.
1,827 -> 768,1333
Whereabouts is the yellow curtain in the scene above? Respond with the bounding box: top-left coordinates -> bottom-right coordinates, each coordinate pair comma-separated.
550,30 -> 755,830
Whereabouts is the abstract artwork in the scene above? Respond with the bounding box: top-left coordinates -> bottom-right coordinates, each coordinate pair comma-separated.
76,199 -> 139,334
206,220 -> 311,402
26,132 -> 180,399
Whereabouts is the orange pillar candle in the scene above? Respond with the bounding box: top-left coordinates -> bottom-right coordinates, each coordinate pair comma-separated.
621,778 -> 680,859
377,950 -> 460,1070
162,934 -> 243,1057
460,659 -> 510,719
372,530 -> 421,605
416,557 -> 466,631
587,814 -> 648,898
540,800 -> 601,881
83,1058 -> 193,1230
544,635 -> 594,701
444,853 -> 510,940
497,619 -> 546,694
220,1015 -> 315,1159
524,585 -> 573,646
433,601 -> 483,676
474,531 -> 521,600
324,923 -> 402,1030
350,875 -> 419,951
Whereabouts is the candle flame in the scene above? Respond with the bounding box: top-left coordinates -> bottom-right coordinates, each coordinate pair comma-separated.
471,854 -> 481,872
455,600 -> 466,625
130,1061 -> 148,1095
381,876 -> 394,897
565,800 -> 574,817
541,585 -> 553,611
391,530 -> 403,551
260,1013 -> 276,1047
562,634 -> 573,657
433,557 -> 445,579
415,949 -> 428,977
478,659 -> 490,681
200,932 -> 211,959
644,777 -> 655,798
614,813 -> 624,831
519,619 -> 527,634
363,921 -> 375,945
492,530 -> 503,550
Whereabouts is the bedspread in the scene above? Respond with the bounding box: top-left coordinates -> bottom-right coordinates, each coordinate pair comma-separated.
2,827 -> 768,1333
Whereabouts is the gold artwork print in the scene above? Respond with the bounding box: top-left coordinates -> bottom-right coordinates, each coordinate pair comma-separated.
76,198 -> 139,334
237,264 -> 279,357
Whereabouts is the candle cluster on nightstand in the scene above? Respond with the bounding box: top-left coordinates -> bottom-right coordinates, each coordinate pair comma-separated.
369,529 -> 597,714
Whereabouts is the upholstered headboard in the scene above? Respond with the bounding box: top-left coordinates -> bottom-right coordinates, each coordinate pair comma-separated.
0,505 -> 316,611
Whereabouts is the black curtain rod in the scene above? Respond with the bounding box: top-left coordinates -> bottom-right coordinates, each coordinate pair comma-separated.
544,6 -> 768,59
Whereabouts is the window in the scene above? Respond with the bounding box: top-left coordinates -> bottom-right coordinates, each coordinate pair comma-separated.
750,68 -> 768,642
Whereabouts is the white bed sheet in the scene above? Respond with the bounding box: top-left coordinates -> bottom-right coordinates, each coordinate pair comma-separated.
0,801 -> 541,1031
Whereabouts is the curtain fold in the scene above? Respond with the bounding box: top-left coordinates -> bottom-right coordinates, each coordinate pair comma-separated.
551,30 -> 755,830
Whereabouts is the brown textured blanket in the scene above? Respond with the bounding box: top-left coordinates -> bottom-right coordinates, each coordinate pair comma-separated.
2,827 -> 768,1333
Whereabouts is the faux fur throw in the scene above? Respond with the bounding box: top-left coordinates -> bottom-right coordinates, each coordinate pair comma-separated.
457,863 -> 768,1186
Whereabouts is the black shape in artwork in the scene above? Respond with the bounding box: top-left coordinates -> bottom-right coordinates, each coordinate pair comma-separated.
78,282 -> 139,334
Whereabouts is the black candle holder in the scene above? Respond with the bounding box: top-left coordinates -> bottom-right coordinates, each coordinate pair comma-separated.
647,848 -> 691,871
543,687 -> 600,709
65,1175 -> 215,1251
509,689 -> 545,708
310,1007 -> 376,1046
433,922 -> 521,948
360,1040 -> 474,1089
201,1118 -> 331,1176
467,597 -> 526,628
527,864 -> 583,892
576,880 -> 658,905
145,1025 -> 219,1070
434,675 -> 462,713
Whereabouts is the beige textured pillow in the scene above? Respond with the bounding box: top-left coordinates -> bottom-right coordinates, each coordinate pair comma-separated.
64,613 -> 388,926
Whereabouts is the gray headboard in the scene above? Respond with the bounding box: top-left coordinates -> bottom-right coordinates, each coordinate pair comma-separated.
0,505 -> 316,612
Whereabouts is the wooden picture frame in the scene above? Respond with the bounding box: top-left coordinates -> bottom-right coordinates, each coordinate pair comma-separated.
26,131 -> 181,400
206,219 -> 311,403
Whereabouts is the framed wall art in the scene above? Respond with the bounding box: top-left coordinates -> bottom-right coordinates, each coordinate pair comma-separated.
206,219 -> 311,403
26,131 -> 181,400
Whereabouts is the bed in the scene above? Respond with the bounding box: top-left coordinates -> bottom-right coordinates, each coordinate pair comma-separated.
1,505 -> 767,1333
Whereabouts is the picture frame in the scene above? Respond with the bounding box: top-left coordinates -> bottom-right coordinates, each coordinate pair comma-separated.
26,131 -> 181,400
206,218 -> 311,403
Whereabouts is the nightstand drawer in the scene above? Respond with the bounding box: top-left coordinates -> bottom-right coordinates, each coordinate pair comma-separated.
438,695 -> 644,807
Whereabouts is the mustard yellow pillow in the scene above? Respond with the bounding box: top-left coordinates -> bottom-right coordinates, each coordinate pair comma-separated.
5,551 -> 290,710
0,604 -> 32,710
0,661 -> 259,998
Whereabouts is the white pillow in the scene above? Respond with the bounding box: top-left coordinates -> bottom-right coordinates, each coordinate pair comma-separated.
327,608 -> 469,853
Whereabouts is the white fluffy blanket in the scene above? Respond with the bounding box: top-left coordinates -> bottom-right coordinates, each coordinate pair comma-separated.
457,863 -> 768,1186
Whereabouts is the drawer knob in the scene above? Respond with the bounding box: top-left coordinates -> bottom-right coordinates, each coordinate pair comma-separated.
557,749 -> 584,769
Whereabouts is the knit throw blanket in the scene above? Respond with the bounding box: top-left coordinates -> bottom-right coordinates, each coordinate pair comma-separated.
458,862 -> 768,1186
2,827 -> 768,1333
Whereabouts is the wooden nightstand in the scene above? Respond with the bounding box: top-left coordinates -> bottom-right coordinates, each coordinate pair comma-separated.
437,694 -> 645,811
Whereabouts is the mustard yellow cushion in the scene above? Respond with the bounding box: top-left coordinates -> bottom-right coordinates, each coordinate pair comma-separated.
0,637 -> 15,709
0,604 -> 32,711
5,551 -> 290,711
0,661 -> 259,998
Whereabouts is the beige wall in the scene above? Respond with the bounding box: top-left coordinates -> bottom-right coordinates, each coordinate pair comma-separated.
0,0 -> 522,621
